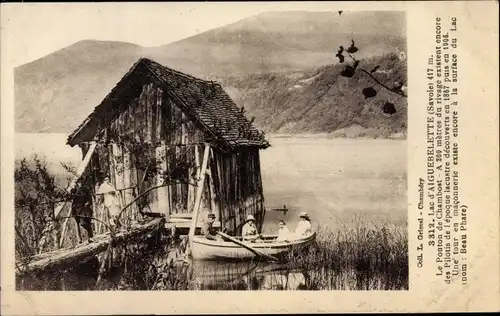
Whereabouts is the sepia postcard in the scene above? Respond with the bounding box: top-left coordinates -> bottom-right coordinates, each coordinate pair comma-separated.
1,1 -> 498,314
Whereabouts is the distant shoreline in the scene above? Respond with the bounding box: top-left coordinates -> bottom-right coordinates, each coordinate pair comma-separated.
267,133 -> 407,141
16,131 -> 407,140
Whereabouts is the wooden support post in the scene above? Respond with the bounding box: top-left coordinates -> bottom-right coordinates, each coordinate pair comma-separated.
175,146 -> 182,212
187,146 -> 195,213
122,148 -> 133,225
188,143 -> 210,250
155,141 -> 170,221
111,143 -> 125,226
206,165 -> 218,221
187,177 -> 194,213
215,153 -> 228,231
194,144 -> 201,177
190,144 -> 201,213
146,83 -> 153,142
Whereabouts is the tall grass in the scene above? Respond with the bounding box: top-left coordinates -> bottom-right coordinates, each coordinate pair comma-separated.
119,218 -> 408,291
280,221 -> 408,290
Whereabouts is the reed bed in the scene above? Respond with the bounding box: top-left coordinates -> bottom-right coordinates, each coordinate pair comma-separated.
17,219 -> 408,291
280,220 -> 409,290
117,217 -> 409,291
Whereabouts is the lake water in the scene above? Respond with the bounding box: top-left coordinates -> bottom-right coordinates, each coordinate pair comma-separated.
15,133 -> 407,290
15,133 -> 407,227
15,133 -> 82,166
260,135 -> 407,233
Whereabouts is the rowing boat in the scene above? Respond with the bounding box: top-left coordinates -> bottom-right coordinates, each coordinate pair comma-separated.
190,232 -> 316,261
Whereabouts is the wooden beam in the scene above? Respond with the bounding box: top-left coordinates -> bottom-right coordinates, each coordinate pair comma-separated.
194,144 -> 201,178
188,143 -> 210,250
206,165 -> 218,221
17,218 -> 165,276
146,83 -> 153,142
190,144 -> 201,213
187,146 -> 195,213
155,141 -> 169,221
112,143 -> 124,190
122,148 -> 133,224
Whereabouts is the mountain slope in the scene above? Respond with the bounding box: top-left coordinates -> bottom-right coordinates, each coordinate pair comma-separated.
14,11 -> 406,134
15,40 -> 142,132
143,11 -> 406,77
224,53 -> 407,138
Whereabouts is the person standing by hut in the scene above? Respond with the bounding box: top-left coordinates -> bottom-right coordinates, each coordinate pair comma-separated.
70,179 -> 94,243
96,176 -> 122,232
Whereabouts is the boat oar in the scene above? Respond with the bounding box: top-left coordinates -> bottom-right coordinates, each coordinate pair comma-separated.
216,232 -> 278,263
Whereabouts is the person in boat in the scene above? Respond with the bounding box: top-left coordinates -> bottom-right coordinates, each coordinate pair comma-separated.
242,214 -> 262,242
96,176 -> 122,232
295,212 -> 312,236
276,220 -> 291,242
201,213 -> 218,241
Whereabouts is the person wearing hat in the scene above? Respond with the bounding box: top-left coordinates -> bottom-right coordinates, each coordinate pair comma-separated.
201,213 -> 218,241
295,212 -> 312,236
242,214 -> 261,242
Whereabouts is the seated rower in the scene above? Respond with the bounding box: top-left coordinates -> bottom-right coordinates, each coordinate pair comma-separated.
295,212 -> 312,236
201,213 -> 218,241
242,215 -> 262,242
276,220 -> 291,242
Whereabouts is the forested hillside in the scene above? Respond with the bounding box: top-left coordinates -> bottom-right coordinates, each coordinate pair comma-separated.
221,53 -> 407,138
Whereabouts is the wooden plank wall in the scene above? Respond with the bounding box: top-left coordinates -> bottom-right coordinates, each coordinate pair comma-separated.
211,149 -> 265,235
92,80 -> 206,218
83,77 -> 265,235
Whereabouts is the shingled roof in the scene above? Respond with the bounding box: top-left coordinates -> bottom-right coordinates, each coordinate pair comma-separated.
67,58 -> 269,149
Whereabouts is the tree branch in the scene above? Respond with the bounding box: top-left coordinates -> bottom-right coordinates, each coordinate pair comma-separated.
358,69 -> 407,98
345,51 -> 407,98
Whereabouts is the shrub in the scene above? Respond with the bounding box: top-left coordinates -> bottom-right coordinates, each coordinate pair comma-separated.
14,155 -> 70,258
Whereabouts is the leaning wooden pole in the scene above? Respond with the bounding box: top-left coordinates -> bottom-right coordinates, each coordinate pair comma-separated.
217,232 -> 278,262
57,142 -> 98,247
188,143 -> 210,251
54,141 -> 97,219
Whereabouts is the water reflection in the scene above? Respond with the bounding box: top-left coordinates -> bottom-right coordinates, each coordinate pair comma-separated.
191,260 -> 307,290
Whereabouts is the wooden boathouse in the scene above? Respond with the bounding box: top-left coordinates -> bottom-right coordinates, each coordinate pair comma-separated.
65,57 -> 270,237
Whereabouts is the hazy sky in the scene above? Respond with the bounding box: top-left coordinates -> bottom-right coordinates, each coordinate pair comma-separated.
2,2 -> 398,67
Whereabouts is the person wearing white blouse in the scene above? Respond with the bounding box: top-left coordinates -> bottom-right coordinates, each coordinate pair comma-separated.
276,220 -> 292,242
96,176 -> 122,230
294,212 -> 312,236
